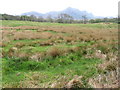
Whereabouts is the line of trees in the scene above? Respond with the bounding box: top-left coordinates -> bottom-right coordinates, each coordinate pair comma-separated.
0,14 -> 118,24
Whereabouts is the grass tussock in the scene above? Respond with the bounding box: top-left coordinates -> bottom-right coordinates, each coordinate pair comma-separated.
47,47 -> 63,58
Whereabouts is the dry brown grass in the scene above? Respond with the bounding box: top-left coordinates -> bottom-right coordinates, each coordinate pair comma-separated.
0,42 -> 6,47
47,47 -> 63,58
1,26 -> 40,30
64,36 -> 76,43
1,25 -> 117,43
88,49 -> 119,88
88,70 -> 119,88
7,47 -> 18,57
30,52 -> 45,62
14,42 -> 26,48
64,75 -> 84,88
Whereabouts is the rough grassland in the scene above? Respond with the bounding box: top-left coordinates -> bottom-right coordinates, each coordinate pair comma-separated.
1,20 -> 118,88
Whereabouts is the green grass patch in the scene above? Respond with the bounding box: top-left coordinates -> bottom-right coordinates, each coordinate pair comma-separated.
2,51 -> 102,87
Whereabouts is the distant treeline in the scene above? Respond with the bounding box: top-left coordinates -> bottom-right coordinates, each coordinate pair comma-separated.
0,14 -> 118,24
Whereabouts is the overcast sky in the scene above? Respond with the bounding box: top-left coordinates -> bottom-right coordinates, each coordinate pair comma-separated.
0,0 -> 119,17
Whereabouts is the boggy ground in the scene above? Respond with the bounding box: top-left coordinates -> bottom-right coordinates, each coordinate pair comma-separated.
1,20 -> 119,88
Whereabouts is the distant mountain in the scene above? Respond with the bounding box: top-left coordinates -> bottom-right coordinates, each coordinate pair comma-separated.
21,7 -> 104,19
60,7 -> 95,19
22,11 -> 43,17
